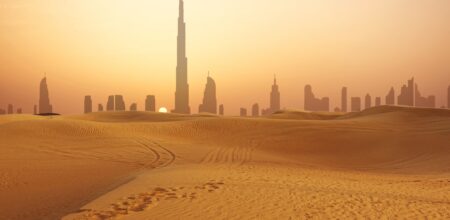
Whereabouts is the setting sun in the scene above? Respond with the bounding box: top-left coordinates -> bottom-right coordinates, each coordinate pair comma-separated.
158,107 -> 168,113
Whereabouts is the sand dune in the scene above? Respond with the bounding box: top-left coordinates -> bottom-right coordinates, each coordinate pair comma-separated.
0,106 -> 449,219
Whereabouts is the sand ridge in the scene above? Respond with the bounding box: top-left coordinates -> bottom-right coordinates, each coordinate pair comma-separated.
0,106 -> 449,219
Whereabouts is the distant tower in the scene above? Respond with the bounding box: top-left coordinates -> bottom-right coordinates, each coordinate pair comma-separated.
262,76 -> 281,115
365,94 -> 372,109
130,103 -> 137,111
398,78 -> 414,106
252,103 -> 260,117
351,97 -> 361,112
341,87 -> 348,112
17,108 -> 22,114
98,104 -> 104,112
448,85 -> 450,109
39,77 -> 53,114
240,108 -> 247,117
304,85 -> 329,112
386,87 -> 395,105
107,96 -> 115,111
219,104 -> 224,116
198,74 -> 217,114
172,0 -> 191,114
7,104 -> 13,114
375,97 -> 381,107
114,95 -> 126,111
270,76 -> 281,112
84,96 -> 92,114
145,95 -> 156,112
415,83 -> 435,108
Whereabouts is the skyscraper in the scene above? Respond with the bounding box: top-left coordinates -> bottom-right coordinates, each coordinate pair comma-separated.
398,78 -> 414,106
84,96 -> 92,114
415,84 -> 435,108
365,94 -> 372,109
386,87 -> 395,105
106,95 -> 114,111
448,85 -> 450,109
262,76 -> 281,115
198,74 -> 217,114
341,87 -> 348,112
7,104 -> 13,114
98,104 -> 104,112
39,77 -> 53,114
145,95 -> 156,112
219,104 -> 224,116
114,95 -> 126,111
240,108 -> 247,117
130,103 -> 137,111
351,97 -> 361,112
252,103 -> 260,117
304,85 -> 329,112
172,0 -> 190,114
375,97 -> 381,106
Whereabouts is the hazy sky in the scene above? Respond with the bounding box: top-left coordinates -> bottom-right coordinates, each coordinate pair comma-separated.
1,0 -> 449,114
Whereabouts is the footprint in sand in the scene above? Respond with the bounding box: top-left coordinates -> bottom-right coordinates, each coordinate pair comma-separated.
78,181 -> 225,219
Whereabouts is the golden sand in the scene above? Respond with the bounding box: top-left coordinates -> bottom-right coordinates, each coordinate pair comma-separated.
0,106 -> 449,219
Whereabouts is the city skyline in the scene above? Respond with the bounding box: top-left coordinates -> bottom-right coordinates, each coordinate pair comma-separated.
1,0 -> 450,114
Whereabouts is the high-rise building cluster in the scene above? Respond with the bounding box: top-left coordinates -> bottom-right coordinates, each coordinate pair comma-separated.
2,0 -> 449,117
83,95 -> 157,114
304,85 -> 329,112
0,104 -> 23,115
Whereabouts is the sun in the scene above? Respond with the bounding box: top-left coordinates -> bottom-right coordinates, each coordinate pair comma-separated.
158,107 -> 168,113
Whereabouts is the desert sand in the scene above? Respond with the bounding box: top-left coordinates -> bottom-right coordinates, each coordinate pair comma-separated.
0,106 -> 449,219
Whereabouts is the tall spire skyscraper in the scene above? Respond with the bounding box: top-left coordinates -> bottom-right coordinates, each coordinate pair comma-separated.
39,77 -> 53,114
172,0 -> 190,114
262,76 -> 281,115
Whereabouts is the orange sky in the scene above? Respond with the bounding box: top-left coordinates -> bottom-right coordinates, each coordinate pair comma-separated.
1,0 -> 449,115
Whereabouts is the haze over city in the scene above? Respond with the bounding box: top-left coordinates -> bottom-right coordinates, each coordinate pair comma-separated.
1,0 -> 450,114
1,1 -> 450,219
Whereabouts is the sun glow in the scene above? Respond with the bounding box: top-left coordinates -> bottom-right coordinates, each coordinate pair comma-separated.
159,107 -> 168,113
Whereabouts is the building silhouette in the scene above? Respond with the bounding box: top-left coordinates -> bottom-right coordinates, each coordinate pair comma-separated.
33,105 -> 37,115
304,85 -> 329,112
106,95 -> 115,111
386,87 -> 395,105
341,87 -> 348,112
84,96 -> 92,114
262,76 -> 280,115
334,107 -> 341,112
398,78 -> 414,106
198,74 -> 217,114
130,103 -> 137,111
448,86 -> 450,109
365,94 -> 372,109
240,108 -> 247,117
375,97 -> 381,107
17,108 -> 22,114
252,103 -> 260,117
7,104 -> 13,114
145,95 -> 156,112
98,104 -> 104,112
219,104 -> 224,116
351,97 -> 361,112
172,0 -> 190,114
115,95 -> 126,111
39,77 -> 53,114
415,84 -> 435,108
0,109 -> 5,115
